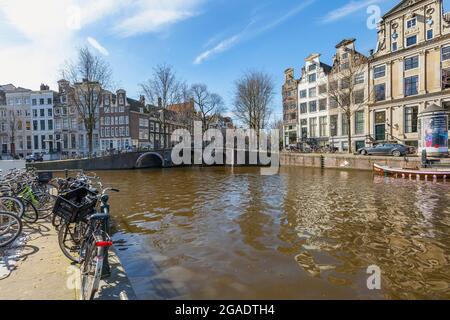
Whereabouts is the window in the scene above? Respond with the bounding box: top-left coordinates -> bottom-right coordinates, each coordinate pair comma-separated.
342,53 -> 348,60
299,90 -> 307,99
330,115 -> 338,136
341,62 -> 350,70
33,109 -> 38,118
406,18 -> 416,29
308,87 -> 316,98
329,81 -> 338,91
406,35 -> 417,47
404,106 -> 418,133
355,111 -> 364,135
48,120 -> 53,131
392,42 -> 398,52
40,120 -> 45,131
319,116 -> 327,137
40,109 -> 45,117
329,96 -> 338,108
442,68 -> 450,89
340,79 -> 350,90
309,101 -> 317,113
404,56 -> 419,70
41,135 -> 46,150
308,73 -> 316,83
354,73 -> 364,84
34,136 -> 39,150
354,90 -> 364,104
373,65 -> 386,79
47,98 -> 52,105
33,120 -> 38,131
309,117 -> 317,138
32,99 -> 37,106
374,83 -> 386,102
318,84 -> 327,94
39,98 -> 44,105
427,29 -> 433,40
342,114 -> 349,136
319,98 -> 327,111
404,76 -> 419,96
308,64 -> 317,71
442,47 -> 450,61
48,109 -> 52,117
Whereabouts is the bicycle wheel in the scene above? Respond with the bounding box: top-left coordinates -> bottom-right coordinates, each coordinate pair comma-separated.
58,222 -> 87,262
0,196 -> 25,218
0,211 -> 23,247
80,239 -> 104,300
34,194 -> 57,219
21,198 -> 38,223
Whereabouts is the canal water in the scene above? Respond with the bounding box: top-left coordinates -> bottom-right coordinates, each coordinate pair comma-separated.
97,167 -> 450,300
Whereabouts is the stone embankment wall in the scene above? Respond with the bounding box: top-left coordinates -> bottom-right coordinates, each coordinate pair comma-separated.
280,152 -> 421,171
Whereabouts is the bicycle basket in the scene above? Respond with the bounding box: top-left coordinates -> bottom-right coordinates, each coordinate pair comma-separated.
37,171 -> 53,184
52,187 -> 97,223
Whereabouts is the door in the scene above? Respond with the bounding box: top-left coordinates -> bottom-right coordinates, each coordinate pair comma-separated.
374,111 -> 386,141
301,128 -> 308,141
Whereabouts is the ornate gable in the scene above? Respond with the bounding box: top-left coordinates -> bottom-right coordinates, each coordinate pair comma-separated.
383,0 -> 425,19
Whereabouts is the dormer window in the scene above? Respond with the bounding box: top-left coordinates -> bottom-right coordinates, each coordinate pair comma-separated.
407,18 -> 416,29
308,64 -> 317,72
118,94 -> 124,105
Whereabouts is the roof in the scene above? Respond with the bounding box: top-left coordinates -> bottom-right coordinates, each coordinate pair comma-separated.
320,62 -> 332,73
127,97 -> 146,112
0,84 -> 16,92
382,0 -> 425,19
420,104 -> 446,114
335,38 -> 356,49
167,101 -> 195,114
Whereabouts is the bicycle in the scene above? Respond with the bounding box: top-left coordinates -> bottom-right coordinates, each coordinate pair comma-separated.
0,211 -> 23,247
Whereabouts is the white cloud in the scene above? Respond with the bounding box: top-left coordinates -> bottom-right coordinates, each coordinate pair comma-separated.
194,35 -> 242,65
87,37 -> 110,56
194,0 -> 315,65
321,0 -> 384,23
0,0 -> 204,90
113,0 -> 204,37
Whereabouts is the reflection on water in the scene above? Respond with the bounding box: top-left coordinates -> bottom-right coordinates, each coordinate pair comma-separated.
97,167 -> 450,299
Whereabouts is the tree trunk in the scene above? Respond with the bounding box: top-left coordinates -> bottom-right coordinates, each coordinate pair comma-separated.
88,130 -> 93,158
347,115 -> 352,154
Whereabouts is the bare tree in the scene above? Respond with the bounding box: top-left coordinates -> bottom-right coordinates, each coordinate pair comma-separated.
190,84 -> 225,132
233,70 -> 274,130
8,109 -> 18,156
62,47 -> 113,156
139,63 -> 190,148
139,63 -> 186,109
327,51 -> 370,153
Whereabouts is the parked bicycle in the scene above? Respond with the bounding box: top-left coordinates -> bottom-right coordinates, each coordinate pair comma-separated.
52,171 -> 119,300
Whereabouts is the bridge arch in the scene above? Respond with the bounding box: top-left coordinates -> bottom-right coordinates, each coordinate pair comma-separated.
135,152 -> 165,168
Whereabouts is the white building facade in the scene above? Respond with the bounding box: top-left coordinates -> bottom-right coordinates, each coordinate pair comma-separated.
297,54 -> 332,147
30,87 -> 56,157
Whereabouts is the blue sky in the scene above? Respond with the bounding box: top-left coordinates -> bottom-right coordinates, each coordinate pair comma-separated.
1,0 -> 449,120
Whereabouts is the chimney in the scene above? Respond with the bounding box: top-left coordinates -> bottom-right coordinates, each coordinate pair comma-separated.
139,95 -> 145,106
40,83 -> 49,91
158,97 -> 162,108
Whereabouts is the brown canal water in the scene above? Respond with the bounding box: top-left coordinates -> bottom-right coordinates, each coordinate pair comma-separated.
97,167 -> 450,300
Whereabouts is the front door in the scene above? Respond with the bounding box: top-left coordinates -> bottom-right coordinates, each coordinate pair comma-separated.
301,128 -> 308,141
374,111 -> 386,141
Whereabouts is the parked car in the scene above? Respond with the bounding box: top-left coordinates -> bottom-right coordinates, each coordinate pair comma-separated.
357,143 -> 410,157
25,154 -> 44,162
